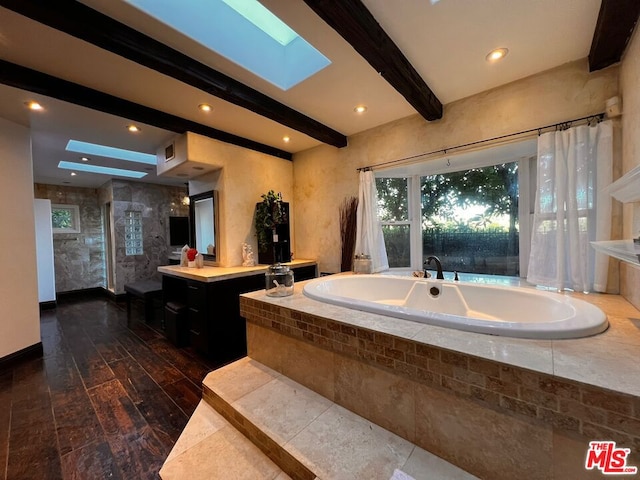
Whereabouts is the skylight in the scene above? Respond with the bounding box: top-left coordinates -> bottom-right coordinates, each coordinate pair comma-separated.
66,140 -> 157,165
221,0 -> 297,46
125,0 -> 331,90
58,161 -> 147,179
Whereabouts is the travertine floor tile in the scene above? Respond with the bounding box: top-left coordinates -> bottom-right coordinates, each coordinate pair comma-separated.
234,375 -> 332,444
400,446 -> 479,479
285,404 -> 414,480
203,357 -> 281,403
160,424 -> 282,480
165,400 -> 227,463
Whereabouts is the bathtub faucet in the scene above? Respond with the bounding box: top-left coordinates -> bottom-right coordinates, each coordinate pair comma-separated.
424,256 -> 444,280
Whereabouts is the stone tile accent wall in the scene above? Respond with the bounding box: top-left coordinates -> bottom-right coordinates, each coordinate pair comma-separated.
34,184 -> 105,293
110,180 -> 189,294
36,181 -> 189,295
241,296 -> 640,478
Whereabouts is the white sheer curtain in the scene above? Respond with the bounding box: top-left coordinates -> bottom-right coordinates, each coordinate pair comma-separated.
355,170 -> 389,272
527,120 -> 612,292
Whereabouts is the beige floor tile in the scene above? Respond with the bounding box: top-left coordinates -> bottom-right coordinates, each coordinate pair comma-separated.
285,404 -> 414,480
234,375 -> 332,444
159,424 -> 282,480
203,356 -> 281,403
399,446 -> 479,480
165,400 -> 228,463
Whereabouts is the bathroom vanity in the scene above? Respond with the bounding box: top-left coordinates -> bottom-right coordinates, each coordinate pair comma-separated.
158,260 -> 317,361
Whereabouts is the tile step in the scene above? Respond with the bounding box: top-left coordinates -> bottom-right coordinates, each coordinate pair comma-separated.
159,400 -> 293,480
199,357 -> 478,480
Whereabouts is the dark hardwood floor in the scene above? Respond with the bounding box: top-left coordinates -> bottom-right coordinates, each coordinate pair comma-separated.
0,295 -> 223,480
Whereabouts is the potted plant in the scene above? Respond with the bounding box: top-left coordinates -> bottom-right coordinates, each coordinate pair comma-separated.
255,190 -> 289,264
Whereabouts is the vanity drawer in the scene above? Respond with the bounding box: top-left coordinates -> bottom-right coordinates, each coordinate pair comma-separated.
187,281 -> 206,307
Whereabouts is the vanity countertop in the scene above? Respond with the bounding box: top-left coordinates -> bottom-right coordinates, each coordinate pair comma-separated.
158,259 -> 317,283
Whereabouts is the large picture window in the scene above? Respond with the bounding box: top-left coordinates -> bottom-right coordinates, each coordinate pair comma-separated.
375,143 -> 535,277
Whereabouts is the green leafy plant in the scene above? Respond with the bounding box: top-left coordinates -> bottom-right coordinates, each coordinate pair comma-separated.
255,191 -> 287,252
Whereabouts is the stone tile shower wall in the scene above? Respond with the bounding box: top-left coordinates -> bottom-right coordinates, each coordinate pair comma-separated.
35,181 -> 189,295
110,180 -> 188,294
34,183 -> 105,293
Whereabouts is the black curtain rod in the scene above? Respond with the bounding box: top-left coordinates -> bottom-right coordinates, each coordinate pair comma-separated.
357,112 -> 605,172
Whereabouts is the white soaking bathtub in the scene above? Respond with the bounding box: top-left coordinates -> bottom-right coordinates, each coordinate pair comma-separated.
302,274 -> 608,339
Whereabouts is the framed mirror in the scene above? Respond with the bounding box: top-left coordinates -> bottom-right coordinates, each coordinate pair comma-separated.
189,190 -> 219,263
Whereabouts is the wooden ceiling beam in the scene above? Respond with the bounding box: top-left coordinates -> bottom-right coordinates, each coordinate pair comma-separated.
0,60 -> 293,160
589,0 -> 640,71
303,0 -> 443,121
0,0 -> 348,148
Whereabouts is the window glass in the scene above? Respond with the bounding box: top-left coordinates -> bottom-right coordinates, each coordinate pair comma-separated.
51,204 -> 81,234
376,177 -> 411,268
421,162 -> 519,276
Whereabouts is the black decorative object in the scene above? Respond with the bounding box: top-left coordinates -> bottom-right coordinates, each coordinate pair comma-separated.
255,191 -> 291,265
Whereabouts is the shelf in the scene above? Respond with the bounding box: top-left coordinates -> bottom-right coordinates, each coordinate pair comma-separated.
591,240 -> 640,266
605,164 -> 640,203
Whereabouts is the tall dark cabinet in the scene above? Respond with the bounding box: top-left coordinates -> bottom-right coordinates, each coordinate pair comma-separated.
257,202 -> 291,265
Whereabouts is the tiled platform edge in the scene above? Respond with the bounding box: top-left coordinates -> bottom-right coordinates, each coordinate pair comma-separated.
202,357 -> 477,480
240,296 -> 640,480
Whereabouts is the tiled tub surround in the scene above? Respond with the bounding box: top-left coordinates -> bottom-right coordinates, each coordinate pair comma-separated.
240,283 -> 640,479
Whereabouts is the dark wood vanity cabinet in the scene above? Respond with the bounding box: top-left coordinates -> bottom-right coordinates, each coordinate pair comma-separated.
162,264 -> 317,362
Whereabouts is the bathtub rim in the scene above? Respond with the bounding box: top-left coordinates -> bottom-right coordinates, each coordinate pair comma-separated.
302,274 -> 608,340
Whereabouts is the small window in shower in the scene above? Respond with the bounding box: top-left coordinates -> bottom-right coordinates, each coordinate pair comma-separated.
124,210 -> 143,256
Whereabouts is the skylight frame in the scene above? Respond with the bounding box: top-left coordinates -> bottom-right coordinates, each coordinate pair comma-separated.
58,161 -> 148,179
124,0 -> 331,90
65,140 -> 157,165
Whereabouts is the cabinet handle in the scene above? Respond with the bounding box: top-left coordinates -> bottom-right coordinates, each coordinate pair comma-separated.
188,285 -> 199,290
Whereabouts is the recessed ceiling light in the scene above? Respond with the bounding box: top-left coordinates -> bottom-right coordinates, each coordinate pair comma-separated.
25,101 -> 43,111
354,105 -> 367,114
70,172 -> 77,176
127,124 -> 141,133
198,103 -> 212,112
80,156 -> 89,162
486,48 -> 509,63
283,135 -> 290,143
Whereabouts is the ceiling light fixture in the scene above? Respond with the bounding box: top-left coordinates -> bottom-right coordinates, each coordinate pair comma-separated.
80,156 -> 89,162
70,172 -> 77,176
486,48 -> 509,63
354,105 -> 367,114
127,124 -> 141,133
198,103 -> 212,112
25,101 -> 43,111
283,135 -> 290,143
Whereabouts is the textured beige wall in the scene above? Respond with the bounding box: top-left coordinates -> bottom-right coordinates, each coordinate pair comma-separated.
187,135 -> 294,267
0,118 -> 41,358
293,59 -> 620,274
619,25 -> 640,309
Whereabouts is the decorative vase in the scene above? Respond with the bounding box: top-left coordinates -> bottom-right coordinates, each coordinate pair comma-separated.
188,260 -> 196,268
